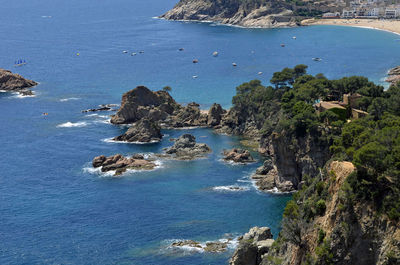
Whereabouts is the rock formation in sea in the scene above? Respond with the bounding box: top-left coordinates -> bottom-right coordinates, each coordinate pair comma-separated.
92,154 -> 156,176
222,148 -> 255,164
163,134 -> 212,160
230,227 -> 274,265
160,0 -> 301,28
386,65 -> 400,85
0,68 -> 37,96
81,104 -> 118,113
113,118 -> 162,143
171,239 -> 232,253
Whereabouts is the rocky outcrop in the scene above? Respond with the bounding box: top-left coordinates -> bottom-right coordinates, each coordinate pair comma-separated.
171,239 -> 232,253
230,227 -> 274,265
163,102 -> 208,128
0,68 -> 37,95
113,118 -> 162,143
207,103 -> 225,127
386,66 -> 400,85
160,0 -> 300,28
163,134 -> 211,160
92,154 -> 156,176
110,86 -> 179,124
82,104 -> 118,113
223,148 -> 255,164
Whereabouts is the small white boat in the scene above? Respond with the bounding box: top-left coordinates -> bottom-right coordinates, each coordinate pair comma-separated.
292,36 -> 297,39
312,57 -> 322,62
122,50 -> 128,54
212,51 -> 219,57
139,50 -> 144,54
258,72 -> 263,75
192,75 -> 198,79
179,48 -> 184,51
232,63 -> 237,67
131,52 -> 137,56
193,59 -> 199,63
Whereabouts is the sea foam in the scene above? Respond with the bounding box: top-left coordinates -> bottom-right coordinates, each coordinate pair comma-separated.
57,121 -> 88,128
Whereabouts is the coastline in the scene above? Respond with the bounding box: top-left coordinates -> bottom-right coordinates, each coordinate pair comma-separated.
301,18 -> 400,36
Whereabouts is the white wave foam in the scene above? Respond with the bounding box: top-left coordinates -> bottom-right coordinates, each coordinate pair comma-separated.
57,121 -> 88,128
59,97 -> 80,102
83,166 -> 115,177
212,185 -> 250,192
11,92 -> 36,98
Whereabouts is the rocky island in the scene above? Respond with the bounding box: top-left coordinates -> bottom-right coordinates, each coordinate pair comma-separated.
92,154 -> 156,176
0,68 -> 37,96
163,134 -> 212,160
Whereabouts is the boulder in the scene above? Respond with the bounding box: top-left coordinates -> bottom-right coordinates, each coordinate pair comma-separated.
92,154 -> 156,176
230,227 -> 274,265
113,118 -> 162,143
223,148 -> 255,163
163,134 -> 212,160
207,103 -> 225,126
0,68 -> 37,95
171,239 -> 230,253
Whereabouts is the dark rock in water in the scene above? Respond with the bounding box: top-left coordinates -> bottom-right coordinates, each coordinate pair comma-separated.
92,154 -> 156,176
163,134 -> 211,160
171,239 -> 230,253
230,227 -> 274,265
0,68 -> 37,95
113,118 -> 162,143
207,103 -> 225,127
223,148 -> 255,164
164,102 -> 208,128
110,86 -> 179,124
82,104 -> 117,113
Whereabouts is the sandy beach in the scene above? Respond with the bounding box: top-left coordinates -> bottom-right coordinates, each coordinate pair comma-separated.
302,18 -> 400,35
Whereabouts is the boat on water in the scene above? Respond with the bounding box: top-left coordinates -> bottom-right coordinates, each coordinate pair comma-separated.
312,57 -> 322,61
193,59 -> 199,63
14,59 -> 27,67
212,51 -> 218,57
281,44 -> 285,47
178,48 -> 184,51
232,63 -> 237,67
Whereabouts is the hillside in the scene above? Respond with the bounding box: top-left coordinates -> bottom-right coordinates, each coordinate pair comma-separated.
160,0 -> 343,28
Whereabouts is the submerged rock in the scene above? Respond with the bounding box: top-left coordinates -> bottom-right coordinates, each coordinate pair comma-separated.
223,148 -> 255,163
113,118 -> 162,143
0,68 -> 37,95
163,134 -> 211,160
92,154 -> 156,176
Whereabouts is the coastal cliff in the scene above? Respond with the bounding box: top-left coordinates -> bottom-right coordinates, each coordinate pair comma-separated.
160,0 -> 341,28
231,161 -> 400,265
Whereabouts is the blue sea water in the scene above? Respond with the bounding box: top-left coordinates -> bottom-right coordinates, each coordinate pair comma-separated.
1,0 -> 400,264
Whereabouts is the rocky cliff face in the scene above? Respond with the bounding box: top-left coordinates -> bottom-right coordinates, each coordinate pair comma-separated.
231,161 -> 400,265
0,68 -> 37,96
160,0 -> 299,28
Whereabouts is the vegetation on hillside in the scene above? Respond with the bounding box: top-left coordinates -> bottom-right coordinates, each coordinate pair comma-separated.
233,65 -> 400,263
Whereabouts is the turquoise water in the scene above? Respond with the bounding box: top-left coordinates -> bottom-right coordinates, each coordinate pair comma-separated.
1,0 -> 400,264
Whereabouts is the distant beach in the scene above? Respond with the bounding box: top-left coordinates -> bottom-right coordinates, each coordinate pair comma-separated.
302,18 -> 400,36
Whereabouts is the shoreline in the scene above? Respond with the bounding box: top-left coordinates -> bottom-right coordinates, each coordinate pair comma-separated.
301,18 -> 400,36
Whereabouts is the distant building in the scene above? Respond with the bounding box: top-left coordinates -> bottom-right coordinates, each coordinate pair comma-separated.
342,9 -> 356,18
322,12 -> 341,18
367,7 -> 381,17
385,8 -> 397,18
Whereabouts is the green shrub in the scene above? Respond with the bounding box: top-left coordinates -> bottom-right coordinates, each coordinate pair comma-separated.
316,199 -> 327,215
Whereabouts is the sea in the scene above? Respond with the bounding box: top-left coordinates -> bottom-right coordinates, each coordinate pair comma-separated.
1,0 -> 400,264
